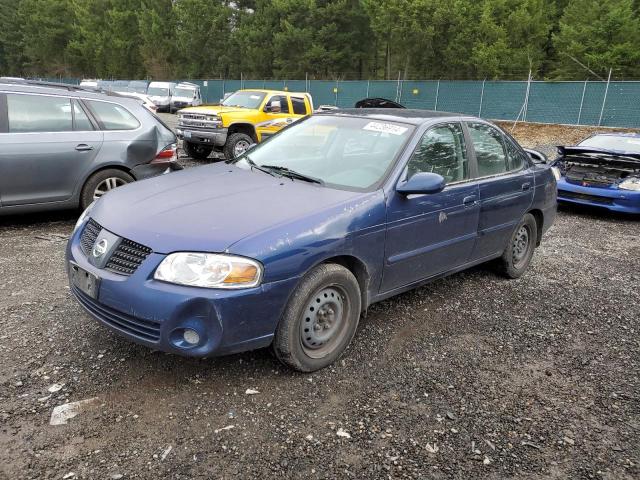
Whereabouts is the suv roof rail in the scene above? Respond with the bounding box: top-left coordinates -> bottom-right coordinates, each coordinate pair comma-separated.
0,78 -> 88,92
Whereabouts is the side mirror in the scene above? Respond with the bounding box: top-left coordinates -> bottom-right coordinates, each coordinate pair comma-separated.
397,172 -> 446,195
523,148 -> 548,164
266,100 -> 281,113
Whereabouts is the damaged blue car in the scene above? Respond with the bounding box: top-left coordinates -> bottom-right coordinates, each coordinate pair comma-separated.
67,110 -> 557,372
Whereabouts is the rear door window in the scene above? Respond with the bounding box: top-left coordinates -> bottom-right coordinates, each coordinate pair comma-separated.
73,100 -> 94,131
291,96 -> 307,115
85,100 -> 140,130
7,94 -> 73,133
467,123 -> 508,177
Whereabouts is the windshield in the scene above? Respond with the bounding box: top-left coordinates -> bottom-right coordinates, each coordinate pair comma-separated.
174,87 -> 196,98
234,115 -> 414,190
148,87 -> 169,97
221,91 -> 266,109
579,135 -> 640,154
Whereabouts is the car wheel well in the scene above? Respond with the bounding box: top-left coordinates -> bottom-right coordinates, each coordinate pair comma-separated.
228,123 -> 256,142
321,255 -> 370,310
527,208 -> 543,246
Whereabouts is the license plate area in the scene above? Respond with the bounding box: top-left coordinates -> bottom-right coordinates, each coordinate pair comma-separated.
70,263 -> 100,299
184,130 -> 192,139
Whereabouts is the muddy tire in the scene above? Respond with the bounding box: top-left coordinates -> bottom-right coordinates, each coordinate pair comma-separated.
183,141 -> 213,160
498,213 -> 538,279
223,133 -> 254,161
80,169 -> 134,210
273,264 -> 361,372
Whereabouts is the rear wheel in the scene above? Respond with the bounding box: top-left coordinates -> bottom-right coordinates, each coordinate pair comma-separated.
498,213 -> 538,279
183,141 -> 213,160
80,169 -> 134,209
273,264 -> 361,372
223,133 -> 254,161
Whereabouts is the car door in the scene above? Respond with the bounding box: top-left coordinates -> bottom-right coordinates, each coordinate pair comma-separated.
381,122 -> 480,292
0,93 -> 103,206
465,122 -> 534,261
256,95 -> 303,141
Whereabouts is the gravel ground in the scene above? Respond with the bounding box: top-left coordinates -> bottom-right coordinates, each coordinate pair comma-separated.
0,120 -> 639,479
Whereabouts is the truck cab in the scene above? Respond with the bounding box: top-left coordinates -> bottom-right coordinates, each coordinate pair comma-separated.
176,89 -> 313,160
147,81 -> 177,113
171,82 -> 202,111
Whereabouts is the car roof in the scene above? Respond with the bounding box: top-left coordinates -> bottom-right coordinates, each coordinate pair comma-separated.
320,108 -> 476,126
585,132 -> 640,139
238,89 -> 309,96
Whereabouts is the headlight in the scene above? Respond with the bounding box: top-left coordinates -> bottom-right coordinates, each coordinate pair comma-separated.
550,166 -> 561,181
73,201 -> 95,233
619,177 -> 640,191
154,253 -> 262,289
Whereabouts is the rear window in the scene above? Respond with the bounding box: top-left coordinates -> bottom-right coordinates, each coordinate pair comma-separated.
86,100 -> 140,130
291,96 -> 307,115
7,94 -> 72,133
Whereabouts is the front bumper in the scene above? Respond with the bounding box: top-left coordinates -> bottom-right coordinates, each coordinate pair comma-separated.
66,222 -> 298,357
176,127 -> 228,147
557,178 -> 640,213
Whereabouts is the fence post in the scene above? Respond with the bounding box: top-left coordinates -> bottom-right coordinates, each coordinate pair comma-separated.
395,71 -> 401,102
305,72 -> 308,92
478,79 -> 486,117
434,80 -> 440,110
335,79 -> 339,106
598,68 -> 612,126
577,79 -> 587,125
523,70 -> 532,122
366,80 -> 370,98
240,72 -> 243,89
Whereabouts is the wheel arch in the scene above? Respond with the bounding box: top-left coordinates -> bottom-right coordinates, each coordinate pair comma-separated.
319,255 -> 371,311
527,208 -> 544,247
227,122 -> 257,142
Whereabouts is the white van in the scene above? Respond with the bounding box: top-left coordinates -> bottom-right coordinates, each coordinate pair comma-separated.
147,81 -> 177,113
171,82 -> 202,111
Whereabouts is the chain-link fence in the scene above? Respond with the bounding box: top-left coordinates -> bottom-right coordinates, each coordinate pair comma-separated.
35,77 -> 640,128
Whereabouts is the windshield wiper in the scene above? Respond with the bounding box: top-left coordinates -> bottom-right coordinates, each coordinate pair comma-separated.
260,165 -> 325,185
229,155 -> 278,177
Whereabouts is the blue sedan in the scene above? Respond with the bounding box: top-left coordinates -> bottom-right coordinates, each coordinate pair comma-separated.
553,133 -> 640,213
67,110 -> 557,371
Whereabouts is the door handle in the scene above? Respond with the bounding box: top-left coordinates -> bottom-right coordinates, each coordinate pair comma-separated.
463,195 -> 477,206
75,144 -> 94,151
521,182 -> 531,191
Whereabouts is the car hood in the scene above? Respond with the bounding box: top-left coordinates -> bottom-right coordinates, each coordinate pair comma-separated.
90,163 -> 362,254
558,146 -> 640,166
180,105 -> 250,115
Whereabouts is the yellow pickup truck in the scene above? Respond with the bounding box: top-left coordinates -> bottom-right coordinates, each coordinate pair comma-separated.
176,89 -> 314,160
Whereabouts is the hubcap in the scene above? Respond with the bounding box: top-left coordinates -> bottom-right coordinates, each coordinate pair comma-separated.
233,140 -> 250,157
93,177 -> 126,200
300,287 -> 346,358
512,225 -> 530,266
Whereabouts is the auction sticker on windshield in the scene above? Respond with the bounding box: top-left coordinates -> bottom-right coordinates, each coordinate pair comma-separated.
363,122 -> 408,135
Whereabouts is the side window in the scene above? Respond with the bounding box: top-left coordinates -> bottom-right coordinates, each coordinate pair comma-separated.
468,123 -> 508,177
267,95 -> 290,114
86,100 -> 140,130
504,138 -> 527,171
7,94 -> 72,133
291,96 -> 307,115
406,123 -> 468,183
73,101 -> 94,131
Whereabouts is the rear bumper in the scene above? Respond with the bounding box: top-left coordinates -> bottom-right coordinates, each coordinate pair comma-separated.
557,178 -> 640,213
131,161 -> 182,181
177,127 -> 228,147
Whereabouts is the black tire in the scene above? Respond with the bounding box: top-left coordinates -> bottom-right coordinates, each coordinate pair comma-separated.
223,132 -> 254,161
183,141 -> 213,160
80,169 -> 134,210
273,264 -> 362,372
498,213 -> 538,279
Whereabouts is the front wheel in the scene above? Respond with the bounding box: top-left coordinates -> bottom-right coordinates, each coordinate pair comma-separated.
80,169 -> 134,209
183,141 -> 213,160
273,264 -> 361,372
223,133 -> 254,161
497,213 -> 538,279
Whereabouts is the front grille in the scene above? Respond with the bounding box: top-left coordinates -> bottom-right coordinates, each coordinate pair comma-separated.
559,191 -> 614,205
80,219 -> 152,276
80,219 -> 101,255
105,239 -> 152,276
72,285 -> 161,342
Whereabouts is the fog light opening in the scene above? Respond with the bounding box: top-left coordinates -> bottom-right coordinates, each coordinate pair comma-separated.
183,328 -> 200,346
